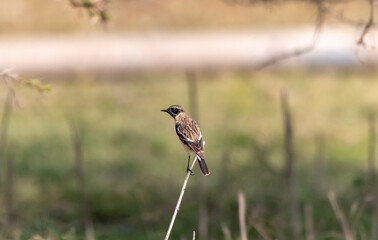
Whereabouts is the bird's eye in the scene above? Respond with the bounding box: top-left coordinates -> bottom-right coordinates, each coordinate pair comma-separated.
171,108 -> 178,114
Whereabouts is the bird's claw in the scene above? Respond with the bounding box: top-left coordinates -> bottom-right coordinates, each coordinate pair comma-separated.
187,168 -> 194,176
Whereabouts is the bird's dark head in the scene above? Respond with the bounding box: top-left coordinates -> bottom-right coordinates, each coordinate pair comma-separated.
161,105 -> 185,119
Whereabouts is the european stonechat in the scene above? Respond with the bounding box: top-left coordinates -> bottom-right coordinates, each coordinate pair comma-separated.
161,105 -> 210,176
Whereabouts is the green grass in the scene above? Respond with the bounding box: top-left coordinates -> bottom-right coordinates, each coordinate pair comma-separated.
1,69 -> 378,239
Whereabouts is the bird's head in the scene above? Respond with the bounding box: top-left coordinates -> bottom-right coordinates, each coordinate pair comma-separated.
161,105 -> 185,119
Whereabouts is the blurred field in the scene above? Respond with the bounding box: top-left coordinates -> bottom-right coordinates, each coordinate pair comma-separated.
1,69 -> 378,239
1,0 -> 378,238
0,0 -> 374,33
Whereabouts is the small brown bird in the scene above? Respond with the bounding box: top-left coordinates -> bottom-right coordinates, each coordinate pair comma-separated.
161,105 -> 210,176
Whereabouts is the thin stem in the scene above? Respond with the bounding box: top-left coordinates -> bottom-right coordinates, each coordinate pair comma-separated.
164,156 -> 197,240
0,93 -> 13,162
69,120 -> 96,240
281,90 -> 301,240
304,203 -> 315,240
328,191 -> 353,240
221,223 -> 232,240
252,222 -> 273,240
238,190 -> 248,240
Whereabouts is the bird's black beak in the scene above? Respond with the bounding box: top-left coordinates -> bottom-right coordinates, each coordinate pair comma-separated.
161,109 -> 168,113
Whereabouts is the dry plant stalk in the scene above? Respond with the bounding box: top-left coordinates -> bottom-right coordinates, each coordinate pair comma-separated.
311,134 -> 326,195
252,223 -> 272,240
304,203 -> 315,240
238,190 -> 248,240
368,113 -> 376,180
0,70 -> 47,237
221,223 -> 232,240
367,113 -> 378,239
281,90 -> 301,240
3,151 -> 15,236
0,93 -> 13,160
164,157 -> 197,240
0,92 -> 14,238
328,191 -> 354,240
69,121 -> 96,240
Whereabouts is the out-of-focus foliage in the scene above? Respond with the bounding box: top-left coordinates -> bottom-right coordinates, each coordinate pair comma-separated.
0,0 -> 373,33
68,0 -> 110,23
0,70 -> 50,94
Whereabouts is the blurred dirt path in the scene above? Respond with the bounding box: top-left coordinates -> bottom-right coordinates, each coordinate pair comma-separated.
0,27 -> 376,74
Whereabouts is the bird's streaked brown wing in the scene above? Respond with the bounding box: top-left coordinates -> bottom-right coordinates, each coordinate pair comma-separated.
175,118 -> 205,159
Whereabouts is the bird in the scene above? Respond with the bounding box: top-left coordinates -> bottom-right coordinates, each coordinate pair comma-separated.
161,105 -> 210,176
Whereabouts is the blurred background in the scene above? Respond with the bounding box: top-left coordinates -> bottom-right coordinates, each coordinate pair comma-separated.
0,0 -> 378,239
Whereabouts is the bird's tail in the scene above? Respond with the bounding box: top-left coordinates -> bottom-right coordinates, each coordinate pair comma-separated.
197,157 -> 210,176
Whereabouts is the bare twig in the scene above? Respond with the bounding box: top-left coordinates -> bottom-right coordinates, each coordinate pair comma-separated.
0,93 -> 13,162
255,1 -> 325,70
350,199 -> 368,236
252,222 -> 273,240
238,190 -> 248,240
164,157 -> 197,240
281,90 -> 301,240
221,223 -> 232,240
68,0 -> 110,23
321,4 -> 367,26
328,191 -> 354,240
367,113 -> 378,239
0,70 -> 46,238
367,111 -> 377,181
304,203 -> 315,240
192,231 -> 195,240
0,81 -> 14,238
2,149 -> 15,236
311,134 -> 326,196
69,120 -> 96,240
357,0 -> 375,46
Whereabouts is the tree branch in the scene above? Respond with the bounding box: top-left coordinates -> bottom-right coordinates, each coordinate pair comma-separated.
255,1 -> 325,70
357,0 -> 375,46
